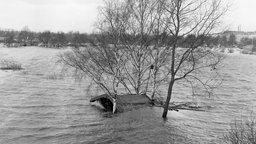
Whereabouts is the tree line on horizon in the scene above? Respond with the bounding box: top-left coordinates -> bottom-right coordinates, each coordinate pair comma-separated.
0,28 -> 92,48
1,27 -> 255,49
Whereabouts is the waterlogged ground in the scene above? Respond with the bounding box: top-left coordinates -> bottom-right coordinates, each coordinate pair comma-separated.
0,47 -> 255,144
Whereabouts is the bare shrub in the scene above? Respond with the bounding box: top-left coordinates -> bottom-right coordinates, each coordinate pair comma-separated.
224,114 -> 256,144
0,59 -> 22,70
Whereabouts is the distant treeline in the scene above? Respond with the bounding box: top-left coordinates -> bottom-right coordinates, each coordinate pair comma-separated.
0,29 -> 255,48
0,29 -> 94,48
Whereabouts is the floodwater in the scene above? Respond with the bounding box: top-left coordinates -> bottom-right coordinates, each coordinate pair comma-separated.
0,47 -> 255,144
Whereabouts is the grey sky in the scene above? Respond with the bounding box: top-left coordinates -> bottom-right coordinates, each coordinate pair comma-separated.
225,0 -> 256,32
0,0 -> 103,33
0,0 -> 255,33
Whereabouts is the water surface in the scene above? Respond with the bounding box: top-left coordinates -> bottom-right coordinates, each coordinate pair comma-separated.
0,47 -> 255,144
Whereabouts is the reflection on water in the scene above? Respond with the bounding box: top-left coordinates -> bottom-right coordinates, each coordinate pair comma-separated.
0,48 -> 256,144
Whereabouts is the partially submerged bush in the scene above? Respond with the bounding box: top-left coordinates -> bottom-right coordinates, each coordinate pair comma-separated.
45,73 -> 63,80
220,48 -> 225,53
0,59 -> 22,70
228,49 -> 234,53
252,47 -> 256,52
241,49 -> 251,54
223,114 -> 256,144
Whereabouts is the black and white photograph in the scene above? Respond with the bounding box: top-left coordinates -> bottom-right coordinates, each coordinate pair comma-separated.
0,0 -> 255,143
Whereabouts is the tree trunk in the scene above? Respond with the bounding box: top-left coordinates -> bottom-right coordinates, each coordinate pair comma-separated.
162,79 -> 175,118
151,69 -> 157,100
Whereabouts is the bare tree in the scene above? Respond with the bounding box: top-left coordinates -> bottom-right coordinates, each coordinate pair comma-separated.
60,0 -> 227,117
60,0 -> 168,98
159,0 -> 227,118
38,31 -> 51,46
66,32 -> 88,48
4,31 -> 16,47
50,32 -> 67,47
18,26 -> 34,46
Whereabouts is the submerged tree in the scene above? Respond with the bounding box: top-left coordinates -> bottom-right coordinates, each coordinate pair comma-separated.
60,0 -> 227,118
61,0 -> 171,98
158,0 -> 227,118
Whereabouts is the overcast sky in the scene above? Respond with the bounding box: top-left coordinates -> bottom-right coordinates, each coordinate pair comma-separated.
0,0 -> 255,33
225,0 -> 256,32
0,0 -> 103,33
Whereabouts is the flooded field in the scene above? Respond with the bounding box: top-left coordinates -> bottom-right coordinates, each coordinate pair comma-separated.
0,47 -> 255,144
